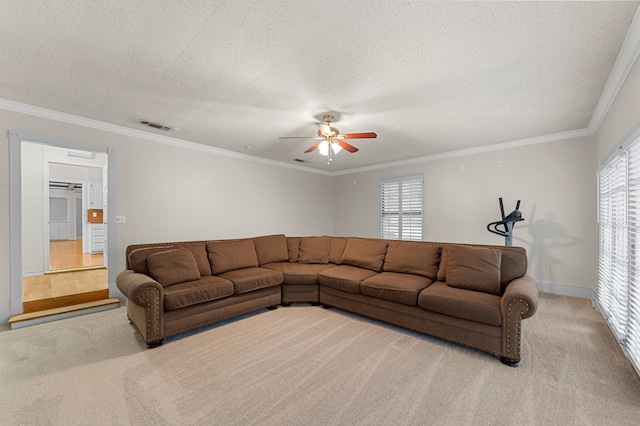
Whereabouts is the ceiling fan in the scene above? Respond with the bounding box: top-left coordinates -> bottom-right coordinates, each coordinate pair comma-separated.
279,114 -> 377,164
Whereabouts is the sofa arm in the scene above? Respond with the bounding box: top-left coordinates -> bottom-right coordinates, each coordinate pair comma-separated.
501,275 -> 538,319
117,270 -> 165,345
116,269 -> 164,307
500,275 -> 539,364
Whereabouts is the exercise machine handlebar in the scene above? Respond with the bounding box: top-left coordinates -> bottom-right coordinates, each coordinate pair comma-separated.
486,198 -> 524,246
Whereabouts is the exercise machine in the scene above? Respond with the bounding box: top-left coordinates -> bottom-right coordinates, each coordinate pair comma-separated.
487,198 -> 524,246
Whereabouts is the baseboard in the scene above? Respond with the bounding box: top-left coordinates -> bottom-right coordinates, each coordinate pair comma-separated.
9,299 -> 121,329
109,288 -> 124,301
537,281 -> 596,304
0,309 -> 17,326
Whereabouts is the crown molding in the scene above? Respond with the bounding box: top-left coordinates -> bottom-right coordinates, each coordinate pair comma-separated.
0,97 -> 598,177
332,128 -> 594,176
0,98 -> 333,176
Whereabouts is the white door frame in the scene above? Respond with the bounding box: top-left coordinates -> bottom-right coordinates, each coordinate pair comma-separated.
9,131 -> 118,315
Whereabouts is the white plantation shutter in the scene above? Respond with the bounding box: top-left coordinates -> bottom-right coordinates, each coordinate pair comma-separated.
598,137 -> 640,375
627,141 -> 640,370
598,154 -> 628,339
380,174 -> 424,241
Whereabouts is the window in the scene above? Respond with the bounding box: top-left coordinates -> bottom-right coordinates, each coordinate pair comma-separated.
598,137 -> 640,375
379,174 -> 424,241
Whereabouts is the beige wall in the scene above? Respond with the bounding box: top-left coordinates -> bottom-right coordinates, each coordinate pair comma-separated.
0,108 -> 333,319
334,136 -> 598,293
596,55 -> 640,162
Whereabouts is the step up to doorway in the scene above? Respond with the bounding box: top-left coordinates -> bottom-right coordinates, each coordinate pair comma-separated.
23,289 -> 109,313
8,298 -> 121,329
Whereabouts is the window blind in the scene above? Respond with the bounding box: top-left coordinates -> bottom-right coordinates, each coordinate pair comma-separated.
380,174 -> 424,241
598,138 -> 640,376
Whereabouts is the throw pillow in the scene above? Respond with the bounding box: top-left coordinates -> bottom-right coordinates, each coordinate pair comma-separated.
383,241 -> 441,279
177,243 -> 212,276
340,238 -> 388,272
299,236 -> 330,264
446,245 -> 502,295
207,239 -> 259,275
253,234 -> 289,265
147,248 -> 201,287
129,246 -> 174,275
329,237 -> 348,264
287,237 -> 301,263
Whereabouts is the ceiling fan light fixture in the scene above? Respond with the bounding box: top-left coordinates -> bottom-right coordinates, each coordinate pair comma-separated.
318,140 -> 330,156
279,112 -> 376,163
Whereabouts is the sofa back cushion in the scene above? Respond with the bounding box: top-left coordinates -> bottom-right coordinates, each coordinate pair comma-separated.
329,237 -> 348,264
445,245 -> 502,295
253,234 -> 289,265
207,239 -> 259,275
299,236 -> 330,264
340,238 -> 388,272
437,244 -> 527,291
286,237 -> 302,263
176,243 -> 212,276
129,246 -> 174,275
383,241 -> 441,279
147,248 -> 202,287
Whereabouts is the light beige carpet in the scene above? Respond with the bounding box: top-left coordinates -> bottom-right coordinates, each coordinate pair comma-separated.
1,294 -> 639,425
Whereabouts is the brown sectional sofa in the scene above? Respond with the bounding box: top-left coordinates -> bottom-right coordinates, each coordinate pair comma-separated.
116,234 -> 538,365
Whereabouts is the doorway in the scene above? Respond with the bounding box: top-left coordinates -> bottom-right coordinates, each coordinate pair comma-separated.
46,164 -> 106,273
8,131 -> 117,322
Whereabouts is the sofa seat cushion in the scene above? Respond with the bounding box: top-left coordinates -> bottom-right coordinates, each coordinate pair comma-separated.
318,265 -> 378,294
361,272 -> 434,306
218,267 -> 284,295
262,262 -> 337,285
163,276 -> 234,310
418,281 -> 502,326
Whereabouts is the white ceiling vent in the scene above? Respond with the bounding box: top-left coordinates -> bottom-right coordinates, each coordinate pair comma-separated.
139,120 -> 171,131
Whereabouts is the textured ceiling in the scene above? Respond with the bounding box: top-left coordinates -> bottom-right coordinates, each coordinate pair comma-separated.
0,1 -> 638,171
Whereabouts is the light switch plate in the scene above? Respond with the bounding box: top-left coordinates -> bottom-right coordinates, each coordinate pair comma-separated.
115,215 -> 126,224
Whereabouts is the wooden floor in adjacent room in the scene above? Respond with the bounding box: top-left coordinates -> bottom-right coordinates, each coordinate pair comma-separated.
22,238 -> 109,314
49,238 -> 104,271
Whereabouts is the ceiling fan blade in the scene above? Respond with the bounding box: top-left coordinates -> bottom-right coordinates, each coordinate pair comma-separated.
340,132 -> 377,139
336,140 -> 359,153
304,142 -> 322,153
317,123 -> 332,135
279,136 -> 321,139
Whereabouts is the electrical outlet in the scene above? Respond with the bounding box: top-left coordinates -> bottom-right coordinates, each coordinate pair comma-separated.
115,215 -> 126,224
